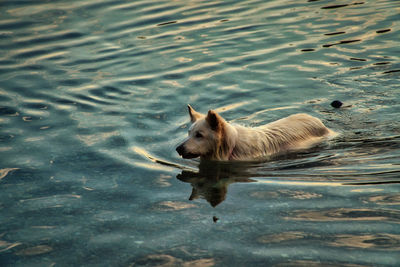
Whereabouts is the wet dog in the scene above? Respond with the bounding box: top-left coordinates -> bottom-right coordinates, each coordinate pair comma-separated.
176,105 -> 337,161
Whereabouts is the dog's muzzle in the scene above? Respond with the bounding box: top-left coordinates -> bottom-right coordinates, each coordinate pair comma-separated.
176,143 -> 199,159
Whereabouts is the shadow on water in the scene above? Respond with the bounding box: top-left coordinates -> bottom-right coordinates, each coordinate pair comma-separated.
177,161 -> 257,207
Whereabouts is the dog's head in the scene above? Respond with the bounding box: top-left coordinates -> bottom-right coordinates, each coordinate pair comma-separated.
176,105 -> 236,160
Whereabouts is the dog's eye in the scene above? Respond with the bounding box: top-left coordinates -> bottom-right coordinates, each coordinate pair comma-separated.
195,132 -> 203,138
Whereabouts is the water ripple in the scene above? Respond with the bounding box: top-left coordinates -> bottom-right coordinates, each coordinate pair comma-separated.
1,0 -> 399,265
286,208 -> 400,223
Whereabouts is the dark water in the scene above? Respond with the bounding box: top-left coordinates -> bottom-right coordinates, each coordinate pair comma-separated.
1,0 -> 400,266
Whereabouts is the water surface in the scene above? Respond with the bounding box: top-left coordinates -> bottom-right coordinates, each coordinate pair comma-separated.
1,0 -> 400,266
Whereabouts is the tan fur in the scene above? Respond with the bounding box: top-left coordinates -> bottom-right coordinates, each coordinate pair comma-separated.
176,105 -> 337,161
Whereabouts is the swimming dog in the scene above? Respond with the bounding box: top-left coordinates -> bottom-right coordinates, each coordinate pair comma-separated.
176,105 -> 336,161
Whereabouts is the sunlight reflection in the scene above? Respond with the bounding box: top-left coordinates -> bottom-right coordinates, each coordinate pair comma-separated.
214,100 -> 255,113
257,232 -> 306,244
134,161 -> 175,172
153,201 -> 197,211
15,245 -> 53,256
256,179 -> 344,187
0,168 -> 19,180
330,234 -> 400,250
77,131 -> 119,146
351,188 -> 383,193
235,105 -> 298,122
366,194 -> 400,205
131,146 -> 195,172
286,208 -> 400,222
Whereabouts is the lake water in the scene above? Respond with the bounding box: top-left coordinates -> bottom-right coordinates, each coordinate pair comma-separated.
1,0 -> 399,266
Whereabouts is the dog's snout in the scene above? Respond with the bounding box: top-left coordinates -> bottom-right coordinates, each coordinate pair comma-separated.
176,144 -> 185,156
176,141 -> 199,159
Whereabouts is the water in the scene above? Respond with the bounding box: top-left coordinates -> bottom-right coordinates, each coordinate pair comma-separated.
1,0 -> 399,266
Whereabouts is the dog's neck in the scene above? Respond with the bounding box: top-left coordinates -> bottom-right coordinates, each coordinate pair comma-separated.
224,123 -> 238,160
228,125 -> 269,160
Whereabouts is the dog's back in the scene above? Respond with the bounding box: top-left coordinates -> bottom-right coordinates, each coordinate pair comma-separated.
230,114 -> 336,160
261,113 -> 332,137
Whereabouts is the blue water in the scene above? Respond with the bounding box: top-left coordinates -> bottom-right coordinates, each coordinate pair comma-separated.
1,0 -> 400,266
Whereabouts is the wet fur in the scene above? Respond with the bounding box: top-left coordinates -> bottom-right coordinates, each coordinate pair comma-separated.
176,105 -> 336,161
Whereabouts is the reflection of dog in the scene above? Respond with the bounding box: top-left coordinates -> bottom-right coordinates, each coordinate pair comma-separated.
177,161 -> 255,207
176,105 -> 336,161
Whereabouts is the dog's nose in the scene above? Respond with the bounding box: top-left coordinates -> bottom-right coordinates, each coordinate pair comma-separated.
176,144 -> 185,156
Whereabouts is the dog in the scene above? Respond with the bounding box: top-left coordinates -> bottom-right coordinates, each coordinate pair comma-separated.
176,105 -> 337,161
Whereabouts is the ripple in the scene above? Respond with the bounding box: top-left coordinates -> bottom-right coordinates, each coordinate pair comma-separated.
15,245 -> 53,256
153,201 -> 197,211
350,57 -> 367,62
257,231 -> 306,244
0,240 -> 22,253
321,2 -> 364,9
0,106 -> 19,116
0,19 -> 36,31
133,254 -> 215,267
157,21 -> 178,27
286,208 -> 400,223
274,260 -> 370,267
12,31 -> 84,47
383,69 -> 400,74
0,168 -> 19,180
300,49 -> 315,52
364,195 -> 400,205
251,190 -> 322,200
324,31 -> 346,36
19,194 -> 81,211
330,234 -> 400,250
322,39 -> 362,48
376,29 -> 391,34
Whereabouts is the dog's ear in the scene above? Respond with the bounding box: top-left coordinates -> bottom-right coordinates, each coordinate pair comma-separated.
206,110 -> 224,131
188,104 -> 203,123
